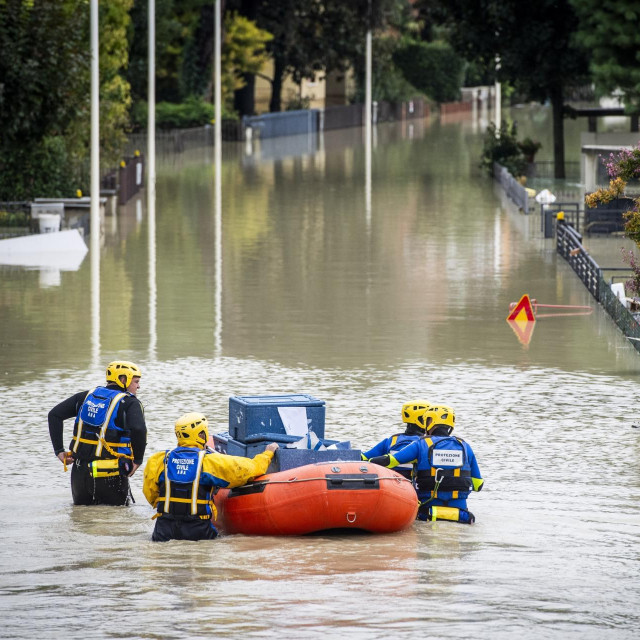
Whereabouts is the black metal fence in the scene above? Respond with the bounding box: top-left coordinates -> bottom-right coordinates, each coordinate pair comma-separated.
526,161 -> 581,181
541,202 -> 580,237
556,220 -> 601,299
117,154 -> 145,205
556,219 -> 640,350
542,202 -> 627,237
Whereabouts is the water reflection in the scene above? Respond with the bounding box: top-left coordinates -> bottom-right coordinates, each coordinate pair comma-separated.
148,191 -> 157,360
90,220 -> 100,368
1,109 -> 640,638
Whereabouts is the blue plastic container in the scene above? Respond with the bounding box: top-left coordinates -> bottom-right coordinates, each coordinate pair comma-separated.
212,432 -> 305,457
229,394 -> 325,442
211,433 -> 359,473
268,447 -> 362,473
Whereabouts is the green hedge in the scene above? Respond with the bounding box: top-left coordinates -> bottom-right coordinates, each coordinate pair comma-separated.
0,136 -> 86,201
131,96 -> 238,131
0,210 -> 29,227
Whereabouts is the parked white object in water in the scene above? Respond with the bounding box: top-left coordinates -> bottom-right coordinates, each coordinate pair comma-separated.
38,213 -> 61,233
610,282 -> 631,308
535,188 -> 557,204
0,228 -> 88,270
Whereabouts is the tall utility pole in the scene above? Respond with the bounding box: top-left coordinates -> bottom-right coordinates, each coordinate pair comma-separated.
90,0 -> 100,366
494,55 -> 501,131
148,0 -> 157,358
148,0 -> 156,197
214,0 -> 223,354
90,0 -> 99,246
364,1 -> 372,227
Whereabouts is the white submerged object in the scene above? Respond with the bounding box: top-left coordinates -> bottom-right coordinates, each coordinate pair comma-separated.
0,229 -> 88,270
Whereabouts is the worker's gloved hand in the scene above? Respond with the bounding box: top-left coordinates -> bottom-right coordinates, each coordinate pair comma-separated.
368,455 -> 391,467
265,442 -> 279,453
57,451 -> 74,464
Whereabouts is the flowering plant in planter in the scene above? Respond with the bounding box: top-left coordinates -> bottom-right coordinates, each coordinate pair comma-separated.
585,143 -> 640,291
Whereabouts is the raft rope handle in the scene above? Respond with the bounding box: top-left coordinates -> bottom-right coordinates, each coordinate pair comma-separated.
245,475 -> 414,488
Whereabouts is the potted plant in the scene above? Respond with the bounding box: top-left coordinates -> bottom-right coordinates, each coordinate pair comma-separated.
518,137 -> 542,163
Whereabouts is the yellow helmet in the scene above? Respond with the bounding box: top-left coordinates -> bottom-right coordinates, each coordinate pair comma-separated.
175,413 -> 209,448
401,400 -> 431,429
106,361 -> 142,390
424,405 -> 455,435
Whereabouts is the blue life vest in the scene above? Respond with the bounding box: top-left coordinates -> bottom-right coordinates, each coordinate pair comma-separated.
157,447 -> 213,518
414,435 -> 474,501
71,386 -> 132,460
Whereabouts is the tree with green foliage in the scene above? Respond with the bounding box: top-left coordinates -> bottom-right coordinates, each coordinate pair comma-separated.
393,39 -> 464,103
571,0 -> 640,112
127,0 -> 179,103
350,35 -> 420,104
0,0 -> 134,200
96,0 -> 133,166
222,11 -> 272,106
231,0 -> 398,114
0,0 -> 89,199
128,1 -> 271,119
421,0 -> 591,178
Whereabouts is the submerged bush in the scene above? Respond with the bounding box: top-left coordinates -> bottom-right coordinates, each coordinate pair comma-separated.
480,122 -> 527,178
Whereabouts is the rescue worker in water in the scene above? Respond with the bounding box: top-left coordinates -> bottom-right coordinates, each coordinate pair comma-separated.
361,400 -> 431,480
369,405 -> 483,524
48,361 -> 147,506
143,413 -> 279,541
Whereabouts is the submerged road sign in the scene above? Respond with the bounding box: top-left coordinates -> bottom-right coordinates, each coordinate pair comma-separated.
507,294 -> 535,322
506,294 -> 593,347
506,294 -> 536,346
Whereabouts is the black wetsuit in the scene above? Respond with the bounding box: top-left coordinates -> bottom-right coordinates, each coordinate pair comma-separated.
48,383 -> 147,506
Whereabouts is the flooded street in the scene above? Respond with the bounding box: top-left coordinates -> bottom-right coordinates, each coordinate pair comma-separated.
1,110 -> 639,638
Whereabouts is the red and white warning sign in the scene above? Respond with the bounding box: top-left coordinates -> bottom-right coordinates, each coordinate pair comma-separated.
506,294 -> 536,346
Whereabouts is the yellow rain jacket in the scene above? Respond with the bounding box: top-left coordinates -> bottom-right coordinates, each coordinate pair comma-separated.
143,447 -> 274,518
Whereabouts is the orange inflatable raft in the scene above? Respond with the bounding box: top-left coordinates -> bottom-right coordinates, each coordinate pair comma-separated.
213,461 -> 418,535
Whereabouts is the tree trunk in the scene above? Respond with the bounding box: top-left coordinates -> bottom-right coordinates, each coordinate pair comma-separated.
269,56 -> 285,112
551,84 -> 565,179
233,0 -> 258,116
234,74 -> 256,116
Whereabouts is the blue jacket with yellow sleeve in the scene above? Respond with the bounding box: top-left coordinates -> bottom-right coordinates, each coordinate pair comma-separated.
362,433 -> 422,479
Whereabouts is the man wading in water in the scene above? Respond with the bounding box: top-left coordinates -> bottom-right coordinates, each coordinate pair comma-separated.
48,361 -> 147,506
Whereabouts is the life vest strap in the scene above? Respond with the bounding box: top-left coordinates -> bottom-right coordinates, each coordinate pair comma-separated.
96,392 -> 127,457
154,495 -> 216,520
70,435 -> 134,460
164,497 -> 210,505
